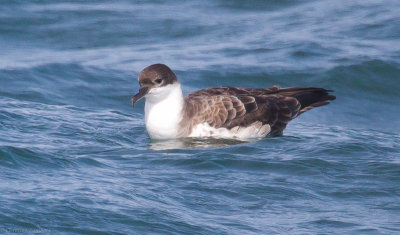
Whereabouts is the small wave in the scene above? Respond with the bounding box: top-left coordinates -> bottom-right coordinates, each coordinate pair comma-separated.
0,146 -> 67,169
217,0 -> 306,11
325,60 -> 400,98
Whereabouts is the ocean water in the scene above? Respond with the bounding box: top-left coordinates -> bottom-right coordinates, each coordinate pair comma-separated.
1,0 -> 399,234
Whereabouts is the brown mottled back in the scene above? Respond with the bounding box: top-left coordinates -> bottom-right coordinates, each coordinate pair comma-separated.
179,86 -> 335,136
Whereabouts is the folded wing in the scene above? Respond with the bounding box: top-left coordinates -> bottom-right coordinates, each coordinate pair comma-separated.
180,85 -> 336,137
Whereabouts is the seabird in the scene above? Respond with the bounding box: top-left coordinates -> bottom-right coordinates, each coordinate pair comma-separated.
131,64 -> 335,140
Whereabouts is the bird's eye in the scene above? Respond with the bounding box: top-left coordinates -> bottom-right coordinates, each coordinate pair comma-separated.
155,78 -> 162,84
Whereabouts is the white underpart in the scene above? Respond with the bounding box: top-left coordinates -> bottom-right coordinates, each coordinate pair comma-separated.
145,83 -> 184,139
189,122 -> 271,140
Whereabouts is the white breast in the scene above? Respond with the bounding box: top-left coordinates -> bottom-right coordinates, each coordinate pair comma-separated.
144,83 -> 184,139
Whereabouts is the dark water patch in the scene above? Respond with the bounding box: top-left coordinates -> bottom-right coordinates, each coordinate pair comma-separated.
365,161 -> 400,181
73,156 -> 113,169
0,1 -> 217,50
341,5 -> 400,40
311,218 -> 359,227
0,64 -> 133,110
318,186 -> 394,199
325,60 -> 400,99
217,0 -> 309,11
289,41 -> 340,61
0,146 -> 73,170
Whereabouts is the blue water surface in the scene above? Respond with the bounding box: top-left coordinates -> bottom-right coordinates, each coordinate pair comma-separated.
1,0 -> 399,234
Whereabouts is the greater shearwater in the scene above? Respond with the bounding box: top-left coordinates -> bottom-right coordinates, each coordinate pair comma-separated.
131,64 -> 335,139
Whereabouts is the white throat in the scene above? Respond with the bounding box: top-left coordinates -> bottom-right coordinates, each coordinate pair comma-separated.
144,83 -> 184,139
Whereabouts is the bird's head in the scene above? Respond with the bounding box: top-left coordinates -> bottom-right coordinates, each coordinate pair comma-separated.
131,64 -> 178,107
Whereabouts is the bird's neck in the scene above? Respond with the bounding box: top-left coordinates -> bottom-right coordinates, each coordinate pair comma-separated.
144,83 -> 184,139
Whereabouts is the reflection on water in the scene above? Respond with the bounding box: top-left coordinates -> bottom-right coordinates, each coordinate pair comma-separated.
148,137 -> 248,150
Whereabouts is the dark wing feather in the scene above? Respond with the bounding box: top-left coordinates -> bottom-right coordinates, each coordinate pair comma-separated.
180,95 -> 248,136
180,86 -> 335,136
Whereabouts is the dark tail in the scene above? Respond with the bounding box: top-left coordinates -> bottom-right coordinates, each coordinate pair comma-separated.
271,87 -> 336,114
